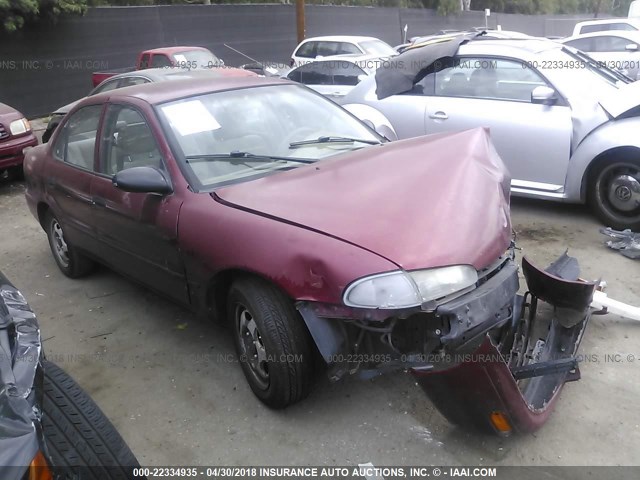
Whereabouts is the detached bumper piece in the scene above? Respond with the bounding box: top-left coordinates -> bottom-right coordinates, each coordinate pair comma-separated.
414,252 -> 596,435
600,227 -> 640,259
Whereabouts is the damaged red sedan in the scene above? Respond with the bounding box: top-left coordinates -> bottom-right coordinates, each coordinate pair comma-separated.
23,77 -> 596,435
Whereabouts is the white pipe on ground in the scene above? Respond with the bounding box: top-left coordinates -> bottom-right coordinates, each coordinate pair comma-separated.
591,290 -> 640,322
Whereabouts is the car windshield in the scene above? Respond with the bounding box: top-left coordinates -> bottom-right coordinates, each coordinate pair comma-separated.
359,40 -> 396,57
158,84 -> 381,190
534,47 -> 626,99
173,49 -> 222,68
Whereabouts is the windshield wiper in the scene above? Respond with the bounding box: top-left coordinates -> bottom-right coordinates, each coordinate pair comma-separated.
289,136 -> 381,148
564,48 -> 632,83
185,152 -> 315,164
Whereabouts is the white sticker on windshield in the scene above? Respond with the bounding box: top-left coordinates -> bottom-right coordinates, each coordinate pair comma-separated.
173,54 -> 187,63
161,100 -> 221,136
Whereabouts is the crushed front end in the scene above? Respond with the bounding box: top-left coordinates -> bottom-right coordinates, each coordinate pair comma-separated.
297,250 -> 596,435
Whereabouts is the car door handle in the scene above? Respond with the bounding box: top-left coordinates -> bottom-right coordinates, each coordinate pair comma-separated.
91,196 -> 106,207
429,111 -> 449,120
46,178 -> 57,188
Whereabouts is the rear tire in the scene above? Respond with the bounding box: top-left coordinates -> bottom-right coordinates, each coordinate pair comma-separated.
228,277 -> 314,409
589,158 -> 640,230
41,360 -> 140,478
45,212 -> 94,278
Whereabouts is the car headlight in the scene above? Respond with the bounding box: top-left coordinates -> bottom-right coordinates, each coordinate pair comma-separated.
9,118 -> 31,135
343,265 -> 478,309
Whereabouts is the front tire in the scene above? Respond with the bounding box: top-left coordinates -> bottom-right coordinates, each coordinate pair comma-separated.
45,212 -> 94,278
41,360 -> 140,478
589,159 -> 640,230
228,277 -> 314,409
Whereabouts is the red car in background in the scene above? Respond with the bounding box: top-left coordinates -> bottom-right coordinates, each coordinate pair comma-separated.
0,102 -> 38,179
23,76 -> 597,436
91,46 -> 223,87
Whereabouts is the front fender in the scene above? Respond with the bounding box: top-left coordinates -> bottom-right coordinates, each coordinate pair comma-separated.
342,103 -> 398,141
566,117 -> 640,202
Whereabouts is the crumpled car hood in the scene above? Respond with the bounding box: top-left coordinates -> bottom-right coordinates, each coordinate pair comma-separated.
598,80 -> 640,118
0,272 -> 42,477
215,128 -> 512,271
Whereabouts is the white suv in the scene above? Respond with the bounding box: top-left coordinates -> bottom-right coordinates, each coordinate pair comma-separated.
290,35 -> 396,66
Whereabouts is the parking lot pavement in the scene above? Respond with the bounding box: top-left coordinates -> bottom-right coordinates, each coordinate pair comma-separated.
1,176 -> 639,467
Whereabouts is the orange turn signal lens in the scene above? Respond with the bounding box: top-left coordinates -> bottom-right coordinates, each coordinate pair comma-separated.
28,451 -> 53,480
489,411 -> 513,435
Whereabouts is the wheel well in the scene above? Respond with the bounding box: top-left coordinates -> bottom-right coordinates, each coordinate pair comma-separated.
583,147 -> 640,200
37,202 -> 50,229
205,269 -> 285,323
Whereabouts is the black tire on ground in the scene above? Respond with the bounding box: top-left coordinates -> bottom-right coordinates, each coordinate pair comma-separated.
589,158 -> 640,231
41,360 -> 141,479
45,211 -> 94,278
228,277 -> 314,409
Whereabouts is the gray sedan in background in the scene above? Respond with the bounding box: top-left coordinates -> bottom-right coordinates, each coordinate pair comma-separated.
342,37 -> 640,230
42,67 -> 256,142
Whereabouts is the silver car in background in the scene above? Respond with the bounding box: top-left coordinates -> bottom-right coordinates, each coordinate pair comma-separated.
560,31 -> 640,80
342,37 -> 640,230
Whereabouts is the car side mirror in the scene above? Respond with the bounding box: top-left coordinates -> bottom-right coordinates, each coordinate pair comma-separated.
112,166 -> 172,195
626,43 -> 638,51
531,86 -> 558,106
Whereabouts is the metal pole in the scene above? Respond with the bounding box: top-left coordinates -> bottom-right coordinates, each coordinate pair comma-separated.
296,0 -> 306,44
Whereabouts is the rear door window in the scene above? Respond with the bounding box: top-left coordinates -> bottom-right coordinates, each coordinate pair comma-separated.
53,105 -> 103,171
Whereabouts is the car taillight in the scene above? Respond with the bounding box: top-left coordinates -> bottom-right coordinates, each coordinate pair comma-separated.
27,451 -> 53,480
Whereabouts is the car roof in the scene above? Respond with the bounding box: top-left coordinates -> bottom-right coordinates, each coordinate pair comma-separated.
575,18 -> 640,26
562,30 -> 640,41
301,36 -> 381,43
92,76 -> 291,106
97,66 -> 251,85
413,30 -> 531,43
304,53 -> 385,63
143,46 -> 210,55
457,37 -> 563,56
